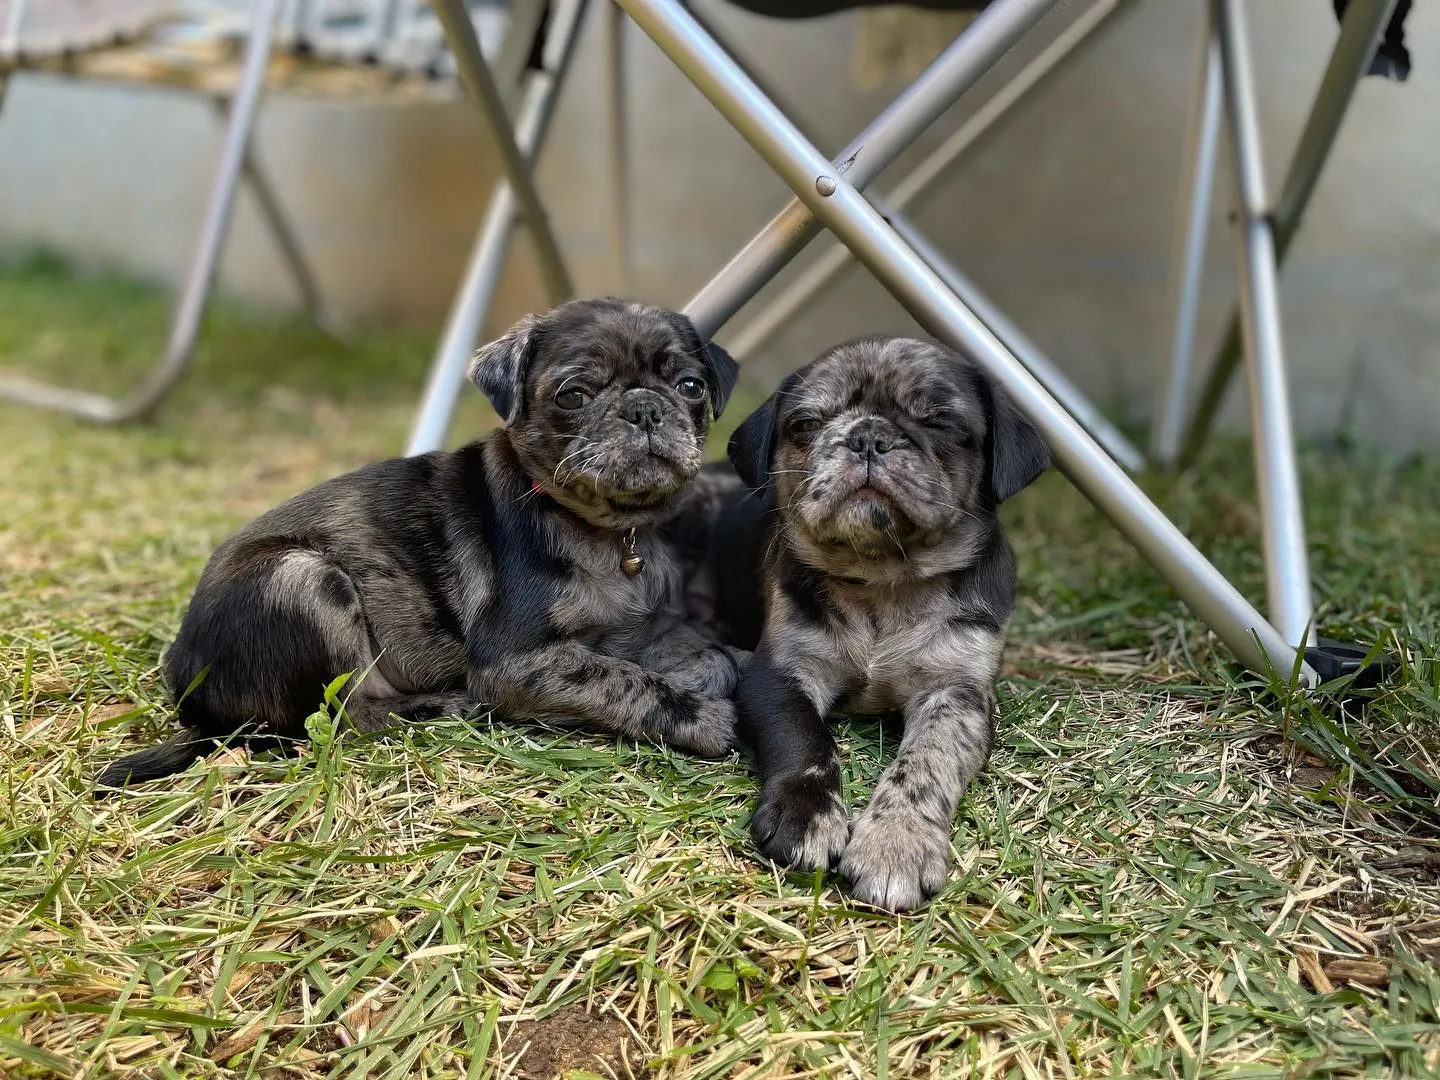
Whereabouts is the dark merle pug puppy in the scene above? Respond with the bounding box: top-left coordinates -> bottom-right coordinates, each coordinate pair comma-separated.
705,335 -> 1050,912
96,298 -> 742,790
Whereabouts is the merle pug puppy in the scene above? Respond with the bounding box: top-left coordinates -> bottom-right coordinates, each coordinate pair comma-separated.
706,335 -> 1050,912
96,298 -> 742,789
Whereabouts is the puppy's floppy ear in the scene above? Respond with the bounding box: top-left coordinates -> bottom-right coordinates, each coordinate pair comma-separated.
728,395 -> 779,492
703,340 -> 740,418
727,371 -> 798,493
985,378 -> 1051,502
468,313 -> 541,426
670,311 -> 740,418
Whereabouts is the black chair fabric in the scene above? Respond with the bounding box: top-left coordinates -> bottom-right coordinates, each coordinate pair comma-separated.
721,1 -> 1415,82
722,1 -> 989,17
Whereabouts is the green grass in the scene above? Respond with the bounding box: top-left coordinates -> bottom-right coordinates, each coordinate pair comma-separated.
2,256 -> 1439,1078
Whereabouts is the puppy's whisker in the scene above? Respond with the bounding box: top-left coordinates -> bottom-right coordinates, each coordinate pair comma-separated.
552,441 -> 597,477
883,524 -> 909,561
920,498 -> 986,526
557,455 -> 602,487
552,444 -> 602,486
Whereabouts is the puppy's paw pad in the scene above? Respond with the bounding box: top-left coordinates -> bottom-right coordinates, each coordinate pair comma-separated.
751,774 -> 850,873
839,809 -> 951,913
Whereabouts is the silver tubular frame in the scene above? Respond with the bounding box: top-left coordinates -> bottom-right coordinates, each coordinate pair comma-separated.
1173,0 -> 1398,471
605,0 -> 633,291
684,0 -> 1061,336
1150,11 -> 1221,467
1213,0 -> 1313,648
720,0 -> 1145,471
617,0 -> 1310,683
405,0 -> 588,456
725,0 -> 1136,363
0,0 -> 284,422
209,95 -> 336,336
429,0 -> 574,305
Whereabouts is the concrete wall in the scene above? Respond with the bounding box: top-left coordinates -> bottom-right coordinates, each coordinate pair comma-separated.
1,1 -> 1437,449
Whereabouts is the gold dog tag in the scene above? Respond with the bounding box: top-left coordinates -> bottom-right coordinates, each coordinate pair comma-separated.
621,528 -> 644,576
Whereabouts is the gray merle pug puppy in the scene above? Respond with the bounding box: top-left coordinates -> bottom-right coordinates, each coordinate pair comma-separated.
704,335 -> 1050,912
97,298 -> 742,789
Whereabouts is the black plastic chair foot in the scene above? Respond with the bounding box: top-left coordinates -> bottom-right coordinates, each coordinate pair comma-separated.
1303,637 -> 1397,689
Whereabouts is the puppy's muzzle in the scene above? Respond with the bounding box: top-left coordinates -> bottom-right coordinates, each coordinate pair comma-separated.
620,390 -> 666,435
846,419 -> 897,461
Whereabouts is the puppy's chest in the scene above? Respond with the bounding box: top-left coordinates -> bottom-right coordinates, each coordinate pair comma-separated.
835,609 -> 943,711
779,593 -> 951,712
550,534 -> 682,644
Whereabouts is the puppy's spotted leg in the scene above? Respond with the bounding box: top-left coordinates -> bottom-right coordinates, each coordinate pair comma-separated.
738,651 -> 849,873
474,642 -> 736,759
840,683 -> 996,912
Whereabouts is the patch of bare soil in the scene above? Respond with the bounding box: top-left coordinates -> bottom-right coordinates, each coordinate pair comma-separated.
504,1007 -> 648,1080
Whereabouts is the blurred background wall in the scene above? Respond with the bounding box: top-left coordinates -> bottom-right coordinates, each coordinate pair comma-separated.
0,0 -> 1436,449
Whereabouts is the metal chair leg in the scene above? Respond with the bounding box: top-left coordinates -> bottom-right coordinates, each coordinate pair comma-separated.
1174,0 -> 1399,471
1213,0 -> 1314,649
429,0 -> 573,306
1150,7 -> 1222,468
0,0 -> 24,63
404,0 -> 588,456
205,95 -> 341,338
0,0 -> 282,422
604,1 -> 632,293
618,0 -> 1310,683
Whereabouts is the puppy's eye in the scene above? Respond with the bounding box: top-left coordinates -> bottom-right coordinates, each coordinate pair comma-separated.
788,417 -> 823,437
555,389 -> 590,410
676,377 -> 706,402
924,411 -> 975,445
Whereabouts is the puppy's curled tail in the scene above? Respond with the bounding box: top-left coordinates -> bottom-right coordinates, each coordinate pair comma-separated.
95,730 -> 218,793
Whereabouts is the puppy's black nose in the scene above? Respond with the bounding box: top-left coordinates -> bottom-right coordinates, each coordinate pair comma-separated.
620,394 -> 663,432
846,426 -> 893,458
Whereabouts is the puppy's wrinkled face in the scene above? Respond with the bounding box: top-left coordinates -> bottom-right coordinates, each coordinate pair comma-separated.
730,336 -> 1049,581
470,299 -> 738,530
778,338 -> 987,567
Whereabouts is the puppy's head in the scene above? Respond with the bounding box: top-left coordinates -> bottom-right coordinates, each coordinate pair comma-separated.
469,298 -> 739,529
728,336 -> 1049,580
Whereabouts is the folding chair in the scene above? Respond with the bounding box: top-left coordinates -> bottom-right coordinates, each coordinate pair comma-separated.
502,0 -> 1401,687
705,0 -> 1409,683
0,0 -> 570,422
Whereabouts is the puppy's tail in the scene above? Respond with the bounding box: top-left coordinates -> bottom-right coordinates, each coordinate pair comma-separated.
95,730 -> 218,793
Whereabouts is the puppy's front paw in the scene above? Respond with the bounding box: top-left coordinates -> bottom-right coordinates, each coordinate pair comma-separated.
839,805 -> 951,913
664,647 -> 742,699
724,646 -> 754,670
669,696 -> 738,759
751,773 -> 849,872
